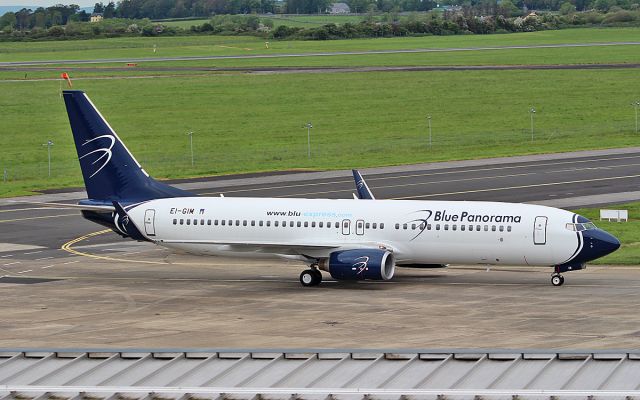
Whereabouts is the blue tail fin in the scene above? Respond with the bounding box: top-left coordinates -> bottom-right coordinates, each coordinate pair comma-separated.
352,169 -> 375,200
63,90 -> 192,203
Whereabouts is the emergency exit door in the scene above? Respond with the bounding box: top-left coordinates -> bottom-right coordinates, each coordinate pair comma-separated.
534,216 -> 547,245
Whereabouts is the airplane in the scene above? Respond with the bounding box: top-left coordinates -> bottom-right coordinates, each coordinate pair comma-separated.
58,90 -> 620,287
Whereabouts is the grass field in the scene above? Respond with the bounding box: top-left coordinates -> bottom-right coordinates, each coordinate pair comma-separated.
574,202 -> 640,265
1,68 -> 638,196
160,15 -> 371,29
1,27 -> 639,197
1,27 -> 639,63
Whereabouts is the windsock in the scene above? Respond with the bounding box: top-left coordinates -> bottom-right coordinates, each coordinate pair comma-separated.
61,72 -> 72,88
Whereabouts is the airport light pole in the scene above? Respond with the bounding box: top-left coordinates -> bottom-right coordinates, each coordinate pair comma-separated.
633,101 -> 640,134
186,131 -> 194,167
426,115 -> 432,149
43,140 -> 54,177
529,107 -> 536,143
304,122 -> 313,158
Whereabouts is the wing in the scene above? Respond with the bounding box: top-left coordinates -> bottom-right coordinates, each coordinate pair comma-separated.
158,239 -> 394,257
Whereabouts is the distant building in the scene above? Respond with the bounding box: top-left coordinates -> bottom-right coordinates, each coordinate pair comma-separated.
90,13 -> 103,23
328,3 -> 350,14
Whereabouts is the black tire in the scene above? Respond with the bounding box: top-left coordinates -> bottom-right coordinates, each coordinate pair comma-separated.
311,268 -> 322,283
551,274 -> 563,287
300,269 -> 320,287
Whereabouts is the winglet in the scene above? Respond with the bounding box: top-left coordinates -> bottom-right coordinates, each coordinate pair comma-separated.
352,169 -> 375,200
112,201 -> 147,241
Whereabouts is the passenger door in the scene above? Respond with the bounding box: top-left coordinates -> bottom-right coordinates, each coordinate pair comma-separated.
144,209 -> 156,236
533,216 -> 547,245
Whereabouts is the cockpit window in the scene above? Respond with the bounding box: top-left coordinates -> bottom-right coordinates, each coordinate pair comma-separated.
565,222 -> 597,231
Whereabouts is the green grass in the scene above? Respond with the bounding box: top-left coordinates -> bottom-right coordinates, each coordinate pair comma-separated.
160,18 -> 211,28
1,67 -> 639,197
573,202 -> 640,265
1,27 -> 639,63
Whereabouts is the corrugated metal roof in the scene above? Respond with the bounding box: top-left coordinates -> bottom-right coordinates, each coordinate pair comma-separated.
0,350 -> 639,399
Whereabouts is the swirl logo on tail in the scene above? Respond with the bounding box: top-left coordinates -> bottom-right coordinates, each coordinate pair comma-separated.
79,134 -> 115,178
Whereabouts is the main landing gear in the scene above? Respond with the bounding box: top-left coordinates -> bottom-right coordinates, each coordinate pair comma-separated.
300,265 -> 322,287
551,273 -> 565,287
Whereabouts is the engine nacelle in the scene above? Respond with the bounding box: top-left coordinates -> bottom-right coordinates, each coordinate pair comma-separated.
319,249 -> 395,281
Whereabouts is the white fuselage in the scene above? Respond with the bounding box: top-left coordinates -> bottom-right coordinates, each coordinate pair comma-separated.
126,197 -> 580,267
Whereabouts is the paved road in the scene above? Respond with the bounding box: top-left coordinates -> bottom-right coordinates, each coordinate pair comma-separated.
2,41 -> 639,67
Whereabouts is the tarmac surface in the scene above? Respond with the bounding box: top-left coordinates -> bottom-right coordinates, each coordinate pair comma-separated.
1,147 -> 640,348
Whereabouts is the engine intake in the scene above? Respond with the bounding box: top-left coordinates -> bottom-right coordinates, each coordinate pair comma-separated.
319,249 -> 395,281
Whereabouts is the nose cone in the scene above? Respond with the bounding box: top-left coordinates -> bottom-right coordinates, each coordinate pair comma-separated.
582,229 -> 621,261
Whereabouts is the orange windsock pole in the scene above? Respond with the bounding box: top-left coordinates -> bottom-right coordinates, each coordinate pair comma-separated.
61,72 -> 72,88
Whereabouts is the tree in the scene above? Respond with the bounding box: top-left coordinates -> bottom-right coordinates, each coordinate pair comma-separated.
0,12 -> 17,30
559,1 -> 576,13
93,2 -> 105,13
104,2 -> 116,18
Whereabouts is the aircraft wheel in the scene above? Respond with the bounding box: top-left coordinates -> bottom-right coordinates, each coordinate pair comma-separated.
300,269 -> 321,287
311,268 -> 323,283
551,274 -> 564,287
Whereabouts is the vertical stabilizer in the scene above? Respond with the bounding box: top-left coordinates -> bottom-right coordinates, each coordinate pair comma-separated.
63,90 -> 191,202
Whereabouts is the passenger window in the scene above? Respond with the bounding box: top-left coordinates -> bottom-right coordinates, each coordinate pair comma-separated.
476,225 -> 481,231
290,221 -> 294,227
395,223 -> 400,229
259,221 -> 263,227
173,219 -> 177,225
507,226 -> 512,232
180,219 -> 184,225
243,220 -> 247,226
427,224 -> 432,230
235,220 -> 240,226
403,224 -> 408,230
266,221 -> 271,227
207,220 -> 211,225
492,225 -> 496,231
251,221 -> 255,226
274,221 -> 279,227
373,223 -> 378,229
335,222 -> 340,228
297,221 -> 302,227
444,224 -> 449,231
201,219 -> 205,225
380,223 -> 385,229
436,224 -> 440,230
186,219 -> 191,225
319,222 -> 324,228
282,221 -> 286,227
304,222 -> 309,227
215,220 -> 219,226
221,220 -> 226,226
312,221 -> 316,228
452,225 -> 457,231
499,226 -> 504,232
469,225 -> 473,231
461,225 -> 465,231
411,224 -> 416,230
228,220 -> 232,226
484,225 -> 488,231
193,219 -> 197,225
365,223 -> 370,229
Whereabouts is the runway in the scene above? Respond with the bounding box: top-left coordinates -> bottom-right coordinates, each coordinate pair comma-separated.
1,147 -> 640,348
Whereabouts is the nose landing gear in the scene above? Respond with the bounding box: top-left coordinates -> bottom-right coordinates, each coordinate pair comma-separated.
551,273 -> 565,286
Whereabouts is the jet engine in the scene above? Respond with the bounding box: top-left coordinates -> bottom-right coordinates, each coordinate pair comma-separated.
318,249 -> 395,281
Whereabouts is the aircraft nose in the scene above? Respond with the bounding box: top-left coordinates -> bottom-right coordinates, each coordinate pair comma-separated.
583,229 -> 621,260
